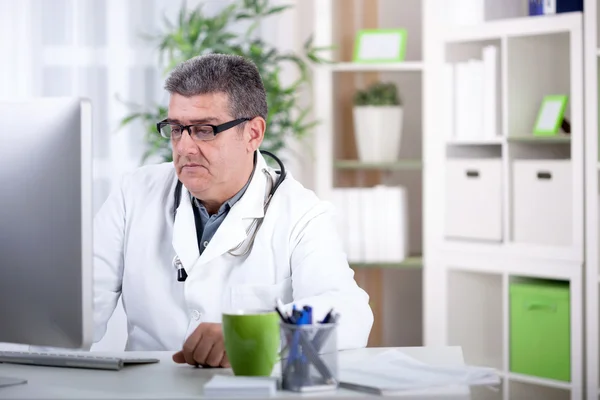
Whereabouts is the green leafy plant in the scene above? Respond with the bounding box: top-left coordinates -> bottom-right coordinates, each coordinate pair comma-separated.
353,82 -> 401,107
120,0 -> 331,164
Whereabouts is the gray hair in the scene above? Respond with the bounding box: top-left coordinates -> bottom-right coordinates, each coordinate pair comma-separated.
164,54 -> 268,121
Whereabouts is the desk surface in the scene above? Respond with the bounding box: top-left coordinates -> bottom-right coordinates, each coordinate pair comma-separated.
0,346 -> 472,399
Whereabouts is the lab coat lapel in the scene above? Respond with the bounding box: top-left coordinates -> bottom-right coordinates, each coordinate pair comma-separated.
196,153 -> 269,267
172,184 -> 200,272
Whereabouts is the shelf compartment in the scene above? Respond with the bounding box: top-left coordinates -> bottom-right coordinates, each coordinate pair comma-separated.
334,159 -> 422,170
445,12 -> 581,43
507,32 -> 571,142
509,380 -> 570,400
447,269 -> 503,370
509,278 -> 571,382
445,39 -> 502,142
471,381 -> 504,400
508,372 -> 572,390
350,255 -> 422,269
331,0 -> 423,63
446,145 -> 502,160
507,135 -> 571,143
447,138 -> 503,145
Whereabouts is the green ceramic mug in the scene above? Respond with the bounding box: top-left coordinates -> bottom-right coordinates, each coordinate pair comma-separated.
222,310 -> 281,376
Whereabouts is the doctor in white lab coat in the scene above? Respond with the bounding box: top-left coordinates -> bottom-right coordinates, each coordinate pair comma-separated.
93,53 -> 373,368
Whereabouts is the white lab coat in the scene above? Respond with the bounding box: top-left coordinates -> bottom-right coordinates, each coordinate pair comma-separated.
93,151 -> 373,351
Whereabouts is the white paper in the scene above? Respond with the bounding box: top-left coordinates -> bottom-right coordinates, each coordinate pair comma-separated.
203,375 -> 277,397
482,46 -> 499,139
443,63 -> 455,140
0,377 -> 27,388
544,0 -> 556,14
340,349 -> 501,393
455,62 -> 469,139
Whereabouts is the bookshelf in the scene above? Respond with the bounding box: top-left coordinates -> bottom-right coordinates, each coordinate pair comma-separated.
424,3 -> 584,400
312,0 -> 424,348
333,159 -> 423,170
584,1 -> 600,399
312,2 -> 594,398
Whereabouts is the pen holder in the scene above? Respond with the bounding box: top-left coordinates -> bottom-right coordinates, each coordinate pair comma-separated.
279,322 -> 338,392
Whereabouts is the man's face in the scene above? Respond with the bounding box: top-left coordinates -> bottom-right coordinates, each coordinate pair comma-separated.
168,92 -> 249,198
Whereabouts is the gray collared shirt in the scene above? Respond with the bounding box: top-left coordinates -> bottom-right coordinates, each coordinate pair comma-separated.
192,162 -> 256,255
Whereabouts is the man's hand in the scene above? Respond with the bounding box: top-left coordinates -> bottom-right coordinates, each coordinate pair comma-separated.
172,323 -> 230,368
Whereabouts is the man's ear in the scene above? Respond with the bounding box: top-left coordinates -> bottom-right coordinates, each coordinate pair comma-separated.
246,117 -> 265,152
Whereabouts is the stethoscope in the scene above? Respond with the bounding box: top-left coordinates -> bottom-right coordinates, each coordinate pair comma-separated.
172,150 -> 286,282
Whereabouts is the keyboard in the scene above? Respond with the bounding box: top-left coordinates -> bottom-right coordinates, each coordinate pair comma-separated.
0,351 -> 160,371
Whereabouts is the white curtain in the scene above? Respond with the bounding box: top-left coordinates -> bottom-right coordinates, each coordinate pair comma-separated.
0,0 -> 312,351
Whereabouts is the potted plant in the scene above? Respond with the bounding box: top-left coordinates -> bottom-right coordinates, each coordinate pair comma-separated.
120,0 -> 331,164
352,82 -> 403,163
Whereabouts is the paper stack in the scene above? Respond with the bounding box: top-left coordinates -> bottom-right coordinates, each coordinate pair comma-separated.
339,350 -> 500,395
445,45 -> 500,141
331,185 -> 408,264
203,375 -> 278,398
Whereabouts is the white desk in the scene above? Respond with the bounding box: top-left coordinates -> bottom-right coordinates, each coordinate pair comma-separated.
0,347 -> 474,399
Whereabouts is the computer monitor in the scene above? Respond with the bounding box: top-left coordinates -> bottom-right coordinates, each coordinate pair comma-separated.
0,97 -> 94,350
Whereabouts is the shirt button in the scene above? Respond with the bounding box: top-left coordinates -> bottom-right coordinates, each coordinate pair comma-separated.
203,241 -> 209,248
191,310 -> 201,320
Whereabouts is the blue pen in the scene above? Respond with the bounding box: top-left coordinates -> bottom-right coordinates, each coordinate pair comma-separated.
302,306 -> 312,324
320,308 -> 334,324
286,307 -> 311,387
294,310 -> 307,386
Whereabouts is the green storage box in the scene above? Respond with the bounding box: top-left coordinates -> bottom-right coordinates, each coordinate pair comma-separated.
509,278 -> 570,382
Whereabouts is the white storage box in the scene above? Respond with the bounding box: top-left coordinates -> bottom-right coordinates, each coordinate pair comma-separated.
512,160 -> 572,246
445,159 -> 503,241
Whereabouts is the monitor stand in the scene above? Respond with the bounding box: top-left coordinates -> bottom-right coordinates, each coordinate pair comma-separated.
0,376 -> 27,388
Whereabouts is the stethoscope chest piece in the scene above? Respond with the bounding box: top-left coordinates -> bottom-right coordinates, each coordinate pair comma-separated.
173,256 -> 187,282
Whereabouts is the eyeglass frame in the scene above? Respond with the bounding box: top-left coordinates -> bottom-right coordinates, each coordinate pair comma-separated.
156,117 -> 253,141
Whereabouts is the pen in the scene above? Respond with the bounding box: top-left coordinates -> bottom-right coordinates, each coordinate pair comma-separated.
275,306 -> 291,324
312,312 -> 339,351
303,306 -> 312,324
297,331 -> 336,385
320,308 -> 334,324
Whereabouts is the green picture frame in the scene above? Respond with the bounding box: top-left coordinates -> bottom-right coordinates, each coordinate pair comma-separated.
533,95 -> 568,136
353,28 -> 407,63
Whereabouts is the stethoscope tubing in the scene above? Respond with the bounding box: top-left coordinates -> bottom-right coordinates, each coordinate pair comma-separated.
172,150 -> 286,281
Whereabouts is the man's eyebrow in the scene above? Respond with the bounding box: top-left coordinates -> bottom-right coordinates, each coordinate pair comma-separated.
165,117 -> 220,124
189,117 -> 220,124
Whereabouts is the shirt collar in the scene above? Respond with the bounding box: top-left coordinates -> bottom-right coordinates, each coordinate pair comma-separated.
192,151 -> 257,216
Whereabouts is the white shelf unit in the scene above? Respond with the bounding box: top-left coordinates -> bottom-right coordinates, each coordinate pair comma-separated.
424,5 -> 584,400
584,0 -> 600,399
327,61 -> 424,72
312,0 -> 425,348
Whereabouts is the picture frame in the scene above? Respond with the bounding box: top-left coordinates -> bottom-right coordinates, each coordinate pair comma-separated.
353,29 -> 407,63
533,95 -> 569,136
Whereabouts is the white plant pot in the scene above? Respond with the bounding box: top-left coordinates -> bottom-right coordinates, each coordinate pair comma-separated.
352,105 -> 403,163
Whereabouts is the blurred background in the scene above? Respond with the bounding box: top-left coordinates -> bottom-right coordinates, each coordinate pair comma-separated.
1,1 -> 597,398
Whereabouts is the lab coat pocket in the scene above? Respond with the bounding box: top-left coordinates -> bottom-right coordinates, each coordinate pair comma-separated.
231,278 -> 292,311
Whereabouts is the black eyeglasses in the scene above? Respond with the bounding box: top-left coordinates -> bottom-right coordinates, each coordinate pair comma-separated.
156,117 -> 252,141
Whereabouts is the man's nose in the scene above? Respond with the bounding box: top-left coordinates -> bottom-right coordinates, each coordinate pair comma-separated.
175,130 -> 199,155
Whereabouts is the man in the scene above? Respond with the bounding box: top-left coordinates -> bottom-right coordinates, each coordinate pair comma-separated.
93,53 -> 373,368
